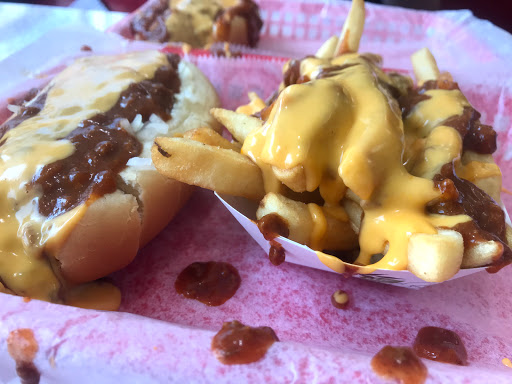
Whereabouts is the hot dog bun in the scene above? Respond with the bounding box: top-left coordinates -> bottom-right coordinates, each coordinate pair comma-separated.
0,51 -> 220,302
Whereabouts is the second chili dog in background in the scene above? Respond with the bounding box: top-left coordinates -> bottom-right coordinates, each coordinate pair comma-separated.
131,0 -> 263,48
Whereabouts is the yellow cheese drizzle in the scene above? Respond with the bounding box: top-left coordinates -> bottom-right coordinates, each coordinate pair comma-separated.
236,93 -> 266,115
0,51 -> 168,302
403,88 -> 468,178
404,89 -> 469,138
242,54 -> 472,272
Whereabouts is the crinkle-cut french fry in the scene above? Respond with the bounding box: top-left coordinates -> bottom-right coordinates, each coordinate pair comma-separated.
152,137 -> 265,200
183,126 -> 241,151
256,192 -> 358,250
408,229 -> 464,282
342,198 -> 363,234
335,0 -> 365,55
210,108 -> 263,143
411,47 -> 441,85
316,36 -> 339,59
272,165 -> 307,193
461,240 -> 503,268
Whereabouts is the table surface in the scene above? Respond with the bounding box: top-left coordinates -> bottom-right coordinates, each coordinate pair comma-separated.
0,2 -> 125,62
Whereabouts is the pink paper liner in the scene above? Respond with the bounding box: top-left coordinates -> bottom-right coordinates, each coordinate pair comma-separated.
1,189 -> 512,382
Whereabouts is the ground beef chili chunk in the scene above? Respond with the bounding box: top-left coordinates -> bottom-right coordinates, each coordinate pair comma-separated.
428,163 -> 512,272
442,107 -> 497,154
31,53 -> 181,219
213,0 -> 263,47
130,0 -> 170,42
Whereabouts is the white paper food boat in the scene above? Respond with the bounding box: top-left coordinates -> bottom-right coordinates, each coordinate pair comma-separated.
216,193 -> 511,289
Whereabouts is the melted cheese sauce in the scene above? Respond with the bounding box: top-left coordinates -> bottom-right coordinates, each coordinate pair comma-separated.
243,54 -> 472,271
167,0 -> 236,46
404,84 -> 503,202
404,89 -> 470,137
0,51 -> 167,301
403,88 -> 469,180
236,93 -> 266,115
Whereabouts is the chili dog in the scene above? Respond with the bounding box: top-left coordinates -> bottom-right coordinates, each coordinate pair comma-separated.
0,50 -> 220,308
131,0 -> 263,48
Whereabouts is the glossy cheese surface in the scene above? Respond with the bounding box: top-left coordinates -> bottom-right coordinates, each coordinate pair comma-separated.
242,54 -> 472,270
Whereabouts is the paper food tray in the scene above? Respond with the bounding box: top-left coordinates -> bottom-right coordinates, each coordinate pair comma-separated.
1,8 -> 512,383
215,194 -> 511,290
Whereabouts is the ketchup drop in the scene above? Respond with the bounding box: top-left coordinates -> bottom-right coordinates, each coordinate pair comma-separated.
413,326 -> 468,366
175,261 -> 241,306
211,320 -> 278,365
371,346 -> 427,384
